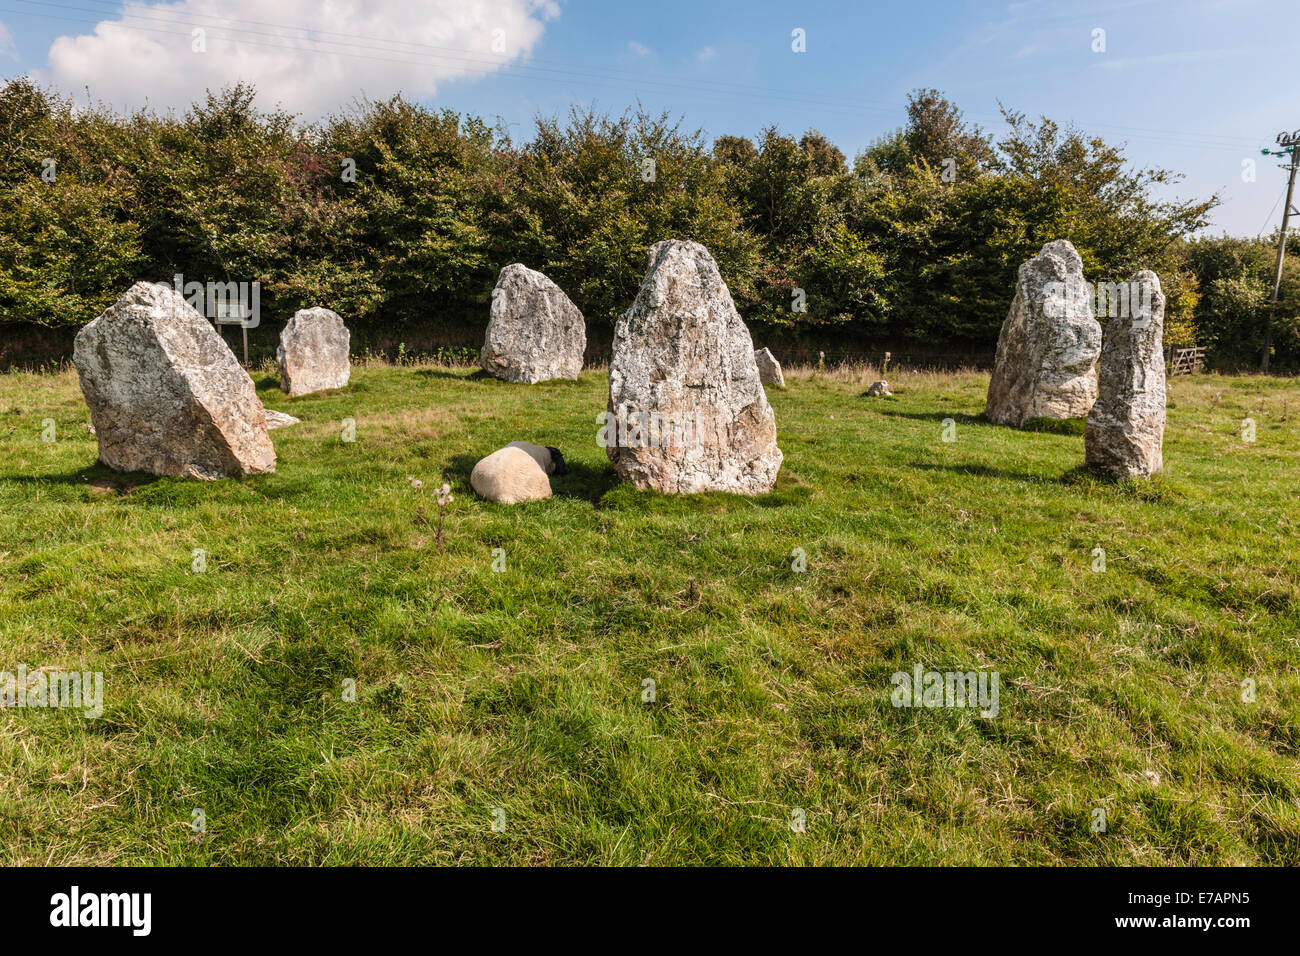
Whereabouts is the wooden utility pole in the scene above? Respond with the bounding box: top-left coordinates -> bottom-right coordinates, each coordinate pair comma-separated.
1262,131 -> 1300,372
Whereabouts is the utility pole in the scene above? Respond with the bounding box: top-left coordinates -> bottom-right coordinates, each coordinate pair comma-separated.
1261,130 -> 1300,372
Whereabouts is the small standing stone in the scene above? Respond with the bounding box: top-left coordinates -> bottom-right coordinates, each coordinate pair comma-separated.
480,264 -> 586,383
277,307 -> 350,396
754,348 -> 786,388
1086,270 -> 1166,478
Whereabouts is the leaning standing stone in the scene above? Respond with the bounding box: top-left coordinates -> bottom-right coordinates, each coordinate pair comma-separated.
985,240 -> 1102,426
276,307 -> 350,396
480,264 -> 585,383
606,240 -> 782,494
1086,271 -> 1166,478
73,282 -> 275,479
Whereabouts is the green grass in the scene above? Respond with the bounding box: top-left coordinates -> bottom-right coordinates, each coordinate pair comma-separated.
1,360 -> 1297,865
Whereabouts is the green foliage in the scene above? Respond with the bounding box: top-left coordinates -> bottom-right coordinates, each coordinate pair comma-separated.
506,107 -> 758,326
1181,234 -> 1300,368
3,79 -> 1261,364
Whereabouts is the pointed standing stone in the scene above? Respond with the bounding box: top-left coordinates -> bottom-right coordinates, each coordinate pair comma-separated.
1086,271 -> 1166,478
73,282 -> 275,479
985,240 -> 1102,426
480,264 -> 586,383
606,240 -> 782,494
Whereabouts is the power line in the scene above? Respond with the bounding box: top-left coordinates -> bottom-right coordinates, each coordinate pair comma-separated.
0,0 -> 1272,156
1256,186 -> 1285,238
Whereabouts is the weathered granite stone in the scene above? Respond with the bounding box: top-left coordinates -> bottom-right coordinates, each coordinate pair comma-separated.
606,240 -> 782,494
985,240 -> 1102,426
754,348 -> 785,388
480,264 -> 585,383
263,409 -> 301,430
1086,270 -> 1166,478
73,282 -> 275,479
470,445 -> 553,504
865,380 -> 892,396
276,307 -> 350,396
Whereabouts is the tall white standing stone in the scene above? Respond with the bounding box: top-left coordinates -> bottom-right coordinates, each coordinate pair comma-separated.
277,307 -> 350,396
480,264 -> 585,383
985,240 -> 1102,426
73,282 -> 275,479
606,240 -> 782,494
1086,270 -> 1166,478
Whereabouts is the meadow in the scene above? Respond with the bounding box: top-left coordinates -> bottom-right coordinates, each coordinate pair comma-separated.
0,360 -> 1296,864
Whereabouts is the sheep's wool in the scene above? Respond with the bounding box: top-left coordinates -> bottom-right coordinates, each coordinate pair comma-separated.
471,446 -> 553,504
507,441 -> 556,475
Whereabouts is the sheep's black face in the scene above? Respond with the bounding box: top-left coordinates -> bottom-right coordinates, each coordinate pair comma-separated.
546,446 -> 569,476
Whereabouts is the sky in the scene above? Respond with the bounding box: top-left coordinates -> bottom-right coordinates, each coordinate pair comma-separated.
0,0 -> 1295,236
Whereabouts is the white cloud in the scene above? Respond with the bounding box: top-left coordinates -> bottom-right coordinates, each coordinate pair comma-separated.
34,0 -> 561,116
696,46 -> 715,63
627,41 -> 651,57
0,20 -> 16,61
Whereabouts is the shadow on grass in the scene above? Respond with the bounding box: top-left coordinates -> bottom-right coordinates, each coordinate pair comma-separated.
2,461 -> 165,494
911,461 -> 1048,483
415,367 -> 494,382
878,410 -> 992,427
1060,465 -> 1182,502
1022,416 -> 1088,435
915,461 -> 1181,501
597,476 -> 813,513
553,460 -> 621,502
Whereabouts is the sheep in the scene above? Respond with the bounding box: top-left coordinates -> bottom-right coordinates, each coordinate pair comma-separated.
471,443 -> 567,504
506,441 -> 569,476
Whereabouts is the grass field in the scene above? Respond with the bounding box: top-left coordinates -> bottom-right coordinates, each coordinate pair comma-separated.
0,359 -> 1297,865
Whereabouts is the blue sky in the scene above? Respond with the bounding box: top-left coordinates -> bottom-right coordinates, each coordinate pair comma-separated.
0,0 -> 1294,235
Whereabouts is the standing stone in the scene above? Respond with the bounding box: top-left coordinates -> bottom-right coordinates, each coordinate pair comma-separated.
277,307 -> 350,396
606,240 -> 782,494
480,264 -> 585,383
985,240 -> 1102,426
73,282 -> 275,479
754,348 -> 785,388
1086,271 -> 1166,478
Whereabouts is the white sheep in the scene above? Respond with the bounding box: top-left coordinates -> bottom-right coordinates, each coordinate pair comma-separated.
470,442 -> 568,504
